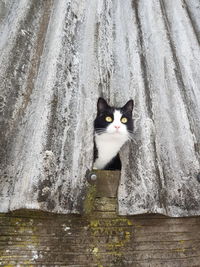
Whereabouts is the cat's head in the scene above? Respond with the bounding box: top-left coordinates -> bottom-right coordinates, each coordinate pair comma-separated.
94,97 -> 134,137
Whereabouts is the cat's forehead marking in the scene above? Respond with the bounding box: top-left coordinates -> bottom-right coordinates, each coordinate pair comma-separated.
113,110 -> 122,122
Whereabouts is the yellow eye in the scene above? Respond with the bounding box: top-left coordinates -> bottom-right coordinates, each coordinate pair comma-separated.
121,117 -> 128,123
105,116 -> 112,122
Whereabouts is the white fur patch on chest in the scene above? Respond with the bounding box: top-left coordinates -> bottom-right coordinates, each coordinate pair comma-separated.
93,110 -> 129,169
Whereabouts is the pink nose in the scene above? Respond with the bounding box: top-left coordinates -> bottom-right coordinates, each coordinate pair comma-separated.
114,125 -> 120,129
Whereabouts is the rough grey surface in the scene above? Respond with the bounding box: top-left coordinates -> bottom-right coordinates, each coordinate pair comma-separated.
0,0 -> 200,216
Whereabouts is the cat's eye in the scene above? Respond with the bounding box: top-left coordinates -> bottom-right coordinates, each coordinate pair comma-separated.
105,116 -> 113,122
121,117 -> 128,123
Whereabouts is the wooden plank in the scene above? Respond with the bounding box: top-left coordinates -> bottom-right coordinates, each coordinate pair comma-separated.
95,170 -> 120,198
0,207 -> 200,266
0,0 -> 200,217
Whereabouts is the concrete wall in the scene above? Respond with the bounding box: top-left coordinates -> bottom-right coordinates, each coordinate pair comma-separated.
0,0 -> 200,216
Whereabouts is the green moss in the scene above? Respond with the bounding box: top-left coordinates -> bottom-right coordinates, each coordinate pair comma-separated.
90,219 -> 99,227
0,215 -> 40,265
83,184 -> 97,214
92,247 -> 99,255
173,248 -> 186,252
89,217 -> 133,265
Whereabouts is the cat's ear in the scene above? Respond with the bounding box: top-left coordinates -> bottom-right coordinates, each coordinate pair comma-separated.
97,97 -> 109,113
122,99 -> 134,113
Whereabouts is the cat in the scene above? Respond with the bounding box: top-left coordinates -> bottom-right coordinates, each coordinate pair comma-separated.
93,97 -> 134,170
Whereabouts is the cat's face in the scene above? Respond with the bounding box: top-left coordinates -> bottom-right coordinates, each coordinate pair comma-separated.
94,98 -> 134,138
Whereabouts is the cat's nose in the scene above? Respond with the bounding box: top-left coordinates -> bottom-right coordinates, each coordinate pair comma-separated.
114,125 -> 120,129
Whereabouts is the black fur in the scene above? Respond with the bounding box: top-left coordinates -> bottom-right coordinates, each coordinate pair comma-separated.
104,154 -> 122,170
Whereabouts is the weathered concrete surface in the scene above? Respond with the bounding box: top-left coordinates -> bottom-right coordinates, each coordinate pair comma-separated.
118,0 -> 200,216
0,0 -> 200,216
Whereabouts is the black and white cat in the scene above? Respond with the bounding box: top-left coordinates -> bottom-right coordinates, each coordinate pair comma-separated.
93,97 -> 134,170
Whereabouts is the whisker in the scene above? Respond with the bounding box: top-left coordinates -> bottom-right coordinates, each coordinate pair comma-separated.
96,132 -> 104,135
128,138 -> 137,144
128,133 -> 137,144
95,128 -> 105,134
